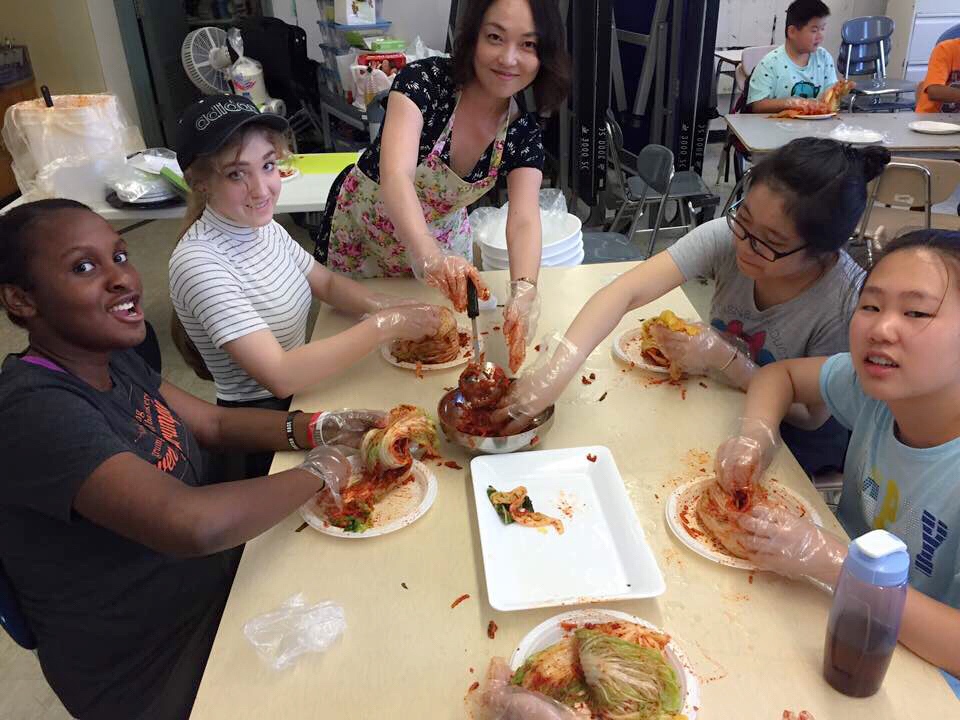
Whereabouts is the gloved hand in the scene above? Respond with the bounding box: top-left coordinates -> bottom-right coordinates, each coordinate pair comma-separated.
785,97 -> 822,111
714,417 -> 780,495
297,445 -> 354,509
369,304 -> 442,343
473,658 -> 578,720
503,279 -> 540,373
492,334 -> 584,435
308,410 -> 386,448
648,321 -> 733,376
362,292 -> 422,313
737,506 -> 848,587
410,249 -> 489,313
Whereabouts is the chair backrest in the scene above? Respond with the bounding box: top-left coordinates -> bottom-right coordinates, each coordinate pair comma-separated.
741,44 -> 777,75
841,15 -> 894,45
635,144 -> 675,195
869,157 -> 960,207
605,109 -> 629,191
0,564 -> 36,650
938,23 -> 960,45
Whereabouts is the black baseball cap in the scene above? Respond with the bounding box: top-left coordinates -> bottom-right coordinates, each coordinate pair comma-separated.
175,94 -> 288,171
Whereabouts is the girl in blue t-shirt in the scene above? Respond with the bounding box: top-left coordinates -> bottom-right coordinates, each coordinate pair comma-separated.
713,229 -> 960,675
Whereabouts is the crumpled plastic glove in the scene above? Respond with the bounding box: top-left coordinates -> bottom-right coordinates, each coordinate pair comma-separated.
242,592 -> 346,671
362,292 -> 422,313
369,304 -> 442,343
714,417 -> 780,495
648,321 -> 733,376
308,409 -> 386,448
472,658 -> 578,720
410,250 -> 489,313
297,445 -> 354,509
493,334 -> 585,435
737,506 -> 848,587
503,279 -> 540,373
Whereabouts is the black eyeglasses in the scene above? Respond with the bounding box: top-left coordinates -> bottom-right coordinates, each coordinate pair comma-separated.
725,200 -> 807,262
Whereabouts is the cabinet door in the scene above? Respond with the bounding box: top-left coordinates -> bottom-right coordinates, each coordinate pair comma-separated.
0,79 -> 38,199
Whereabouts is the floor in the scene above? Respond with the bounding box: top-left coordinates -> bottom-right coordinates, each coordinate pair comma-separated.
1,105 -> 958,717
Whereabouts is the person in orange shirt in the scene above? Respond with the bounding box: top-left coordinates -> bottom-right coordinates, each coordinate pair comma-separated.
916,38 -> 960,113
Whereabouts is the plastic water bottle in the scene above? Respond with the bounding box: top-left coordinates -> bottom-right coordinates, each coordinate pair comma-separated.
823,529 -> 909,697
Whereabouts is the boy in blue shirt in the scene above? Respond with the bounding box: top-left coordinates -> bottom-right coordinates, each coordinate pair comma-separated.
747,0 -> 840,114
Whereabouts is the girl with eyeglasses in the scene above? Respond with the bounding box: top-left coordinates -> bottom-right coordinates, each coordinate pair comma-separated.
496,137 -> 890,476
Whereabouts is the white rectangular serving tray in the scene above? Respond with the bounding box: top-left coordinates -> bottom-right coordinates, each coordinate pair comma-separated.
471,446 -> 665,611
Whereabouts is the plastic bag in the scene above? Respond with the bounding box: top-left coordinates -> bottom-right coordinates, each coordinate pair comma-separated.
404,35 -> 448,62
469,189 -> 570,249
242,593 -> 346,670
2,93 -> 144,201
228,28 -> 269,106
828,123 -> 889,145
107,148 -> 182,203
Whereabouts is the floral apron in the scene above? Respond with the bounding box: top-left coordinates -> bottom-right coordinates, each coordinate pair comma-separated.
326,96 -> 513,278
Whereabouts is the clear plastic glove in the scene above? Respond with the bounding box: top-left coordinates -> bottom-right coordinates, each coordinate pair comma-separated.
243,592 -> 346,671
785,97 -> 821,111
493,334 -> 584,435
737,506 -> 847,587
714,417 -> 780,495
410,250 -> 489,313
362,292 -> 422,313
472,658 -> 578,720
503,280 -> 540,373
649,321 -> 733,376
369,304 -> 442,343
308,409 -> 386,448
297,445 -> 354,509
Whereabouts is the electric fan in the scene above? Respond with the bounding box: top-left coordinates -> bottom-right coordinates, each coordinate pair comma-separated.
181,26 -> 233,94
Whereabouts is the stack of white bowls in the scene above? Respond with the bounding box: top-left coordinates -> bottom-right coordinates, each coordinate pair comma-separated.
478,212 -> 584,270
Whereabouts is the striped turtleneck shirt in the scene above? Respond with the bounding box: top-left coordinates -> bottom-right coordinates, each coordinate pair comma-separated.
169,206 -> 315,401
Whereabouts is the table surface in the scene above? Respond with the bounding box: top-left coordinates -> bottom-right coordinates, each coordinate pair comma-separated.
714,48 -> 743,65
0,155 -> 342,221
189,263 -> 956,719
725,111 -> 960,156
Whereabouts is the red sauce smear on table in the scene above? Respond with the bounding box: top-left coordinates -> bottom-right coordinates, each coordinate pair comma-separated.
451,593 -> 470,609
487,620 -> 498,639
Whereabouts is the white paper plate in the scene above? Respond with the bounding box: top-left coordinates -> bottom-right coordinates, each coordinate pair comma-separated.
471,446 -> 665,611
829,127 -> 884,144
509,609 -> 700,720
665,476 -> 822,570
279,167 -> 301,182
380,324 -> 480,371
796,112 -> 837,120
611,327 -> 672,374
907,120 -> 960,135
299,460 -> 437,538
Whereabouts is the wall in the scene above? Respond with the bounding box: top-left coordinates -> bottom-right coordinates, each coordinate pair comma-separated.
86,0 -> 141,128
3,1 -> 106,95
715,0 -> 888,91
382,0 -> 453,51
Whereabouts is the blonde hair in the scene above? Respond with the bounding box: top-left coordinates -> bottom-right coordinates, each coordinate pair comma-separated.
177,125 -> 290,240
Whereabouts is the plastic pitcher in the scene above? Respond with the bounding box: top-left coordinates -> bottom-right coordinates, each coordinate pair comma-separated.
823,529 -> 909,697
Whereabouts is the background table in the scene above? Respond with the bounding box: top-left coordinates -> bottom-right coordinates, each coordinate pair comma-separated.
0,153 -> 348,223
190,263 -> 956,719
726,112 -> 960,157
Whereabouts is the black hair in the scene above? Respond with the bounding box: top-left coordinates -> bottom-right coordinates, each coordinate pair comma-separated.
862,229 -> 960,290
0,198 -> 92,326
451,0 -> 570,112
785,0 -> 830,38
748,137 -> 890,257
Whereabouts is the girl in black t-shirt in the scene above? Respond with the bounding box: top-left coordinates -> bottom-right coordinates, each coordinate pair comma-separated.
0,200 -> 382,719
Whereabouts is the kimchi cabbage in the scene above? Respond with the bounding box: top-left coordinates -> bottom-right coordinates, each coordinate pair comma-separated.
511,621 -> 684,720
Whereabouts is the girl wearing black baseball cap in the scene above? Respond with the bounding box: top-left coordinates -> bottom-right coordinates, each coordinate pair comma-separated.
170,95 -> 442,478
323,0 -> 569,373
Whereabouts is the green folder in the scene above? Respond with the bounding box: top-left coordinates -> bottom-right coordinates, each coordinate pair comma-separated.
289,153 -> 358,175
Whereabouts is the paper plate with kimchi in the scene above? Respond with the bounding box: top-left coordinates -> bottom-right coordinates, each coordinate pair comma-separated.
665,476 -> 821,571
612,328 -> 670,373
299,460 -> 438,538
509,609 -> 700,720
380,324 -> 480,372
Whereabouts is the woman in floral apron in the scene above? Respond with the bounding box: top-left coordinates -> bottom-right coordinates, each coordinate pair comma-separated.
323,0 -> 569,370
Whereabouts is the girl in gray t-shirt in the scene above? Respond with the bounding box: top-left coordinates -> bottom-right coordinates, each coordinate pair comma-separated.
499,138 -> 890,474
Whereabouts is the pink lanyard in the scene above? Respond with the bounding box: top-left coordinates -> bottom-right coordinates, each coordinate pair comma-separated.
21,354 -> 65,373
